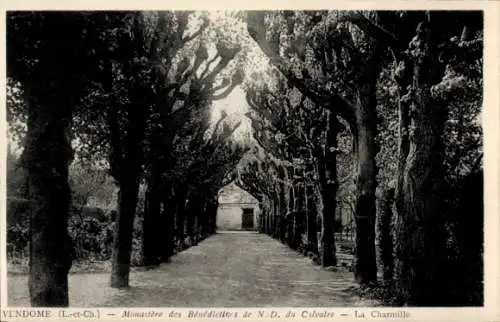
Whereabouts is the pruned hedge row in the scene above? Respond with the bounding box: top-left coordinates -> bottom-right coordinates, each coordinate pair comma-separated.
7,198 -> 142,264
7,197 -> 207,267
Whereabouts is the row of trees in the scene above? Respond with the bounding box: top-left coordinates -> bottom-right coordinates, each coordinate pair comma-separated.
237,10 -> 483,306
7,11 -> 248,306
6,10 -> 484,307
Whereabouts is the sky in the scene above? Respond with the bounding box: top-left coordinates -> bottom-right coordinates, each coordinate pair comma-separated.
210,86 -> 252,142
203,11 -> 270,145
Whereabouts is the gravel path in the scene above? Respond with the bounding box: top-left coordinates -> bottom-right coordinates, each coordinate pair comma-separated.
8,231 -> 378,307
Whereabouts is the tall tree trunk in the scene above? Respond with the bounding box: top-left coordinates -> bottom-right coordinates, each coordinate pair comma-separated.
288,185 -> 295,212
110,174 -> 140,288
185,197 -> 195,245
288,174 -> 298,248
378,187 -> 395,285
204,200 -> 211,235
280,201 -> 288,243
353,79 -> 379,285
393,56 -> 412,292
273,190 -> 280,238
191,198 -> 203,245
267,198 -> 272,236
142,174 -> 162,266
198,199 -> 207,239
312,182 -> 324,264
260,200 -> 266,233
265,208 -> 269,234
270,199 -> 274,236
207,199 -> 218,234
26,87 -> 73,307
267,199 -> 274,235
175,186 -> 187,249
286,212 -> 294,248
305,184 -> 318,255
109,89 -> 147,287
159,184 -> 175,262
258,201 -> 265,233
318,110 -> 338,267
278,182 -> 288,243
204,198 -> 213,237
394,19 -> 448,305
294,185 -> 306,252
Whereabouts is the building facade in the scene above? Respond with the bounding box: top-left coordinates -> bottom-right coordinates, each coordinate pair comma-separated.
216,182 -> 260,231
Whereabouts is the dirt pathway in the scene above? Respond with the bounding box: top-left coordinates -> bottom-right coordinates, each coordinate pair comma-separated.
8,231 -> 378,307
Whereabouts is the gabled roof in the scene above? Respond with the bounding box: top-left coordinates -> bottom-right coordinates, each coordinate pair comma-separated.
218,182 -> 258,204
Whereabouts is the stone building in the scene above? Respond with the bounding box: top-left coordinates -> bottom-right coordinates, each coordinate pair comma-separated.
216,182 -> 260,231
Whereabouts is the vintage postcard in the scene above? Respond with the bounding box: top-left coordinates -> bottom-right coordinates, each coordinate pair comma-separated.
0,1 -> 499,322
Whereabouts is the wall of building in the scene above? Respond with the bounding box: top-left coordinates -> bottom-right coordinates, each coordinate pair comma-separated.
216,182 -> 260,231
216,202 -> 259,231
